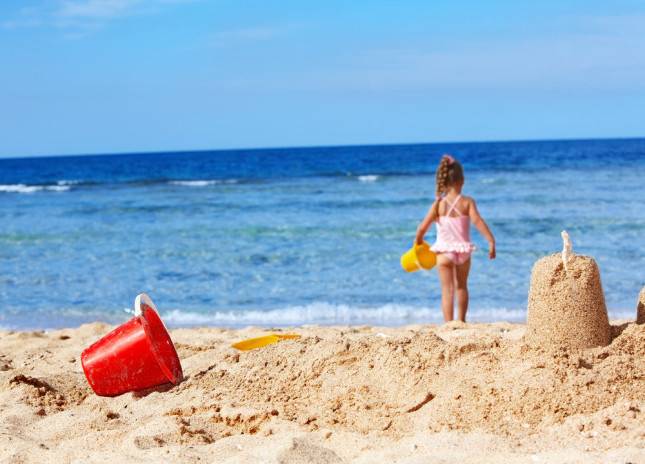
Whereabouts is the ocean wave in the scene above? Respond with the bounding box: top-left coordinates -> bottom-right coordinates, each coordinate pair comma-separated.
159,303 -> 535,327
169,179 -> 239,187
0,305 -> 636,331
0,184 -> 70,194
357,175 -> 380,183
0,175 -> 402,193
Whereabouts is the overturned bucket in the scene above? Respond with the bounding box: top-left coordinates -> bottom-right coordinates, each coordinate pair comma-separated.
81,293 -> 183,397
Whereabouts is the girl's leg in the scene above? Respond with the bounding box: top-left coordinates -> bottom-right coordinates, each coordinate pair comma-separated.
455,257 -> 471,322
436,254 -> 455,322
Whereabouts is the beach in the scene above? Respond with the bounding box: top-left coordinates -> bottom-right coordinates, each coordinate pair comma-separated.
1,320 -> 643,463
2,142 -> 645,463
3,0 -> 645,460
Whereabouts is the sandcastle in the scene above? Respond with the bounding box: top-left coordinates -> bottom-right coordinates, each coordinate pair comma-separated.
637,287 -> 645,324
526,231 -> 611,350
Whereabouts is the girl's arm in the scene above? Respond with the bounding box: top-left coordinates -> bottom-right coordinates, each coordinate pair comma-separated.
415,200 -> 439,245
468,198 -> 496,259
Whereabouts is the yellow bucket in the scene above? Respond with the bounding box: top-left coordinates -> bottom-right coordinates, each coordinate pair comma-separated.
401,242 -> 437,272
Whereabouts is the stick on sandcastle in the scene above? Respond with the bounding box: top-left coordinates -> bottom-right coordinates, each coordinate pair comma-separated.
526,230 -> 611,350
637,286 -> 645,325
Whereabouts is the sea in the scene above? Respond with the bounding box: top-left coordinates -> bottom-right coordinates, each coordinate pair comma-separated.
1,139 -> 644,330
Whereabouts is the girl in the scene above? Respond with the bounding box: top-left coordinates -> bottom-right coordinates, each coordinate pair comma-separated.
415,154 -> 496,322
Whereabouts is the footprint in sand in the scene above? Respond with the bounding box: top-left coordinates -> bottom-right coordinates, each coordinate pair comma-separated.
277,438 -> 344,464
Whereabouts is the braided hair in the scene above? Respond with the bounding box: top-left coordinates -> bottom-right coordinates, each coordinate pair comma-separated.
435,154 -> 464,198
432,154 -> 464,215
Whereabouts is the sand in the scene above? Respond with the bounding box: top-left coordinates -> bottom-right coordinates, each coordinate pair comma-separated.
526,254 -> 611,350
1,321 -> 643,463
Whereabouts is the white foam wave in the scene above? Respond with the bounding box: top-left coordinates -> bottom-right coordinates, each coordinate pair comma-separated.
0,184 -> 41,193
169,179 -> 238,187
160,303 -> 531,327
57,179 -> 81,186
4,306 -> 636,331
357,175 -> 380,183
0,184 -> 70,193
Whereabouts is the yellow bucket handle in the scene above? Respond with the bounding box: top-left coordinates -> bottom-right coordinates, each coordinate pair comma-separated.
413,241 -> 426,270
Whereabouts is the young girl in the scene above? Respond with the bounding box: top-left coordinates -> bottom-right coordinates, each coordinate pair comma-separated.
415,154 -> 496,322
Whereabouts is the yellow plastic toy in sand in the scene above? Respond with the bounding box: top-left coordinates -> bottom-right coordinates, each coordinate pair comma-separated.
401,241 -> 437,272
231,334 -> 301,351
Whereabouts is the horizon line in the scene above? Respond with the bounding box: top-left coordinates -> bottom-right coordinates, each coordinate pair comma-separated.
2,135 -> 644,162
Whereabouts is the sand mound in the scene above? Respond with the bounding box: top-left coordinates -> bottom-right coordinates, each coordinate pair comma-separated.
182,324 -> 643,438
526,253 -> 610,350
637,287 -> 645,324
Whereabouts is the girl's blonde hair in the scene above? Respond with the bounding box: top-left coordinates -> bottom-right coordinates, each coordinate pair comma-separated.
431,155 -> 464,217
435,154 -> 464,198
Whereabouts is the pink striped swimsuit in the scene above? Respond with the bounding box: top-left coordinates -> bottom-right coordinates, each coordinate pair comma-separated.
431,194 -> 476,265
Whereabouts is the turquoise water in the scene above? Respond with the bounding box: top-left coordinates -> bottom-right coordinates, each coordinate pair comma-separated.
1,139 -> 644,328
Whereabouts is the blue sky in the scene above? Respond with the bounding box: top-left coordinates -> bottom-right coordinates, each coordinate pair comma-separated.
1,1 -> 645,157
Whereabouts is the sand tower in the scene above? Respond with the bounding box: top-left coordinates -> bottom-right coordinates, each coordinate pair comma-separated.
637,287 -> 645,324
526,231 -> 610,350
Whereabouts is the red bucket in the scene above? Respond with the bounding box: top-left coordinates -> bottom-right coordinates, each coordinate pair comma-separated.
81,293 -> 183,397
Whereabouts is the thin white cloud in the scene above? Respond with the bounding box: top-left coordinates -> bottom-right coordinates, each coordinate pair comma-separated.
1,0 -> 198,32
57,0 -> 141,19
1,6 -> 44,30
211,25 -> 293,48
219,27 -> 281,41
195,13 -> 645,98
581,13 -> 645,33
297,14 -> 645,95
1,17 -> 43,30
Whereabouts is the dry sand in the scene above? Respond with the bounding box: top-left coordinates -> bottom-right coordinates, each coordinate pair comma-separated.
1,321 -> 643,463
